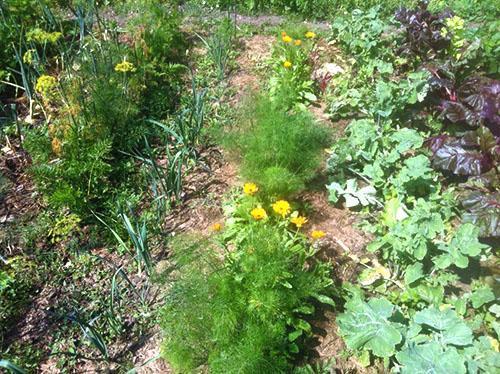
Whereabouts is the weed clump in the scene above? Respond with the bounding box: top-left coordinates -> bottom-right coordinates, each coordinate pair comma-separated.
227,95 -> 329,198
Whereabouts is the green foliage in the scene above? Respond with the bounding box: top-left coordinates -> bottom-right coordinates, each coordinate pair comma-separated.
126,0 -> 186,117
23,41 -> 139,217
160,215 -> 333,373
228,95 -> 329,198
339,294 -> 500,372
330,6 -> 393,62
429,0 -> 500,22
326,4 -> 499,372
327,179 -> 378,208
0,256 -> 39,340
337,297 -> 403,358
396,341 -> 467,374
188,0 -> 416,18
47,212 -> 81,243
198,17 -> 236,81
268,29 -> 317,109
25,9 -> 187,219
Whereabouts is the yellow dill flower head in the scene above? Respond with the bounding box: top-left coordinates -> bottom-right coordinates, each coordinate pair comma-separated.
23,49 -> 35,65
305,31 -> 316,39
35,75 -> 57,96
251,207 -> 267,221
114,60 -> 136,73
283,60 -> 292,68
291,216 -> 308,228
272,200 -> 291,218
446,15 -> 465,30
211,223 -> 223,232
282,35 -> 293,43
294,39 -> 302,46
243,182 -> 259,196
51,137 -> 62,156
311,230 -> 326,240
26,28 -> 62,44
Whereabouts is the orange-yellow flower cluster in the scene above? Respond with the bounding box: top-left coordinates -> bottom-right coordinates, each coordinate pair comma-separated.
243,182 -> 259,196
251,207 -> 268,221
211,223 -> 223,232
272,200 -> 291,218
291,216 -> 308,228
311,230 -> 326,240
305,31 -> 316,39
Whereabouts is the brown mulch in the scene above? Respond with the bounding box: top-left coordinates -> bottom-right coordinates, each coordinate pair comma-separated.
163,147 -> 238,236
228,34 -> 275,105
0,141 -> 40,255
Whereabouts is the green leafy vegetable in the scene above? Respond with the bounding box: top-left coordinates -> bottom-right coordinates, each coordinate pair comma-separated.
337,297 -> 402,358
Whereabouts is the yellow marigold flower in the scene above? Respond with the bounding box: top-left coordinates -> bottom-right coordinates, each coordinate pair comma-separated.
305,31 -> 316,39
51,137 -> 62,156
272,200 -> 291,218
211,223 -> 223,232
243,182 -> 259,196
294,39 -> 302,46
114,60 -> 136,73
35,75 -> 57,96
291,216 -> 308,228
251,207 -> 267,221
283,60 -> 292,68
311,230 -> 326,240
282,35 -> 293,43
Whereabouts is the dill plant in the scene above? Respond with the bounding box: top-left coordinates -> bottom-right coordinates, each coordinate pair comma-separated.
24,2 -> 186,220
227,95 -> 330,198
159,222 -> 333,373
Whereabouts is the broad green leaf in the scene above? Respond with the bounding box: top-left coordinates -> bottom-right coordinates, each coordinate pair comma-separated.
326,179 -> 378,208
302,91 -> 317,102
435,224 -> 489,269
389,128 -> 424,154
451,224 -> 490,257
470,286 -> 495,309
489,304 -> 500,317
404,263 -> 424,285
381,198 -> 408,228
337,297 -> 402,358
396,342 -> 466,374
413,307 -> 473,346
463,336 -> 500,374
313,294 -> 336,307
288,330 -> 302,342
